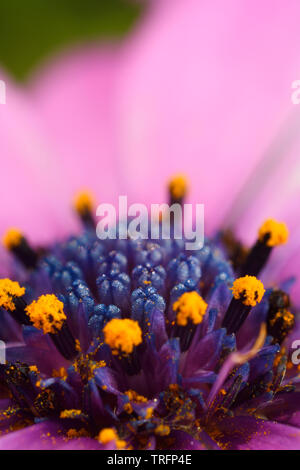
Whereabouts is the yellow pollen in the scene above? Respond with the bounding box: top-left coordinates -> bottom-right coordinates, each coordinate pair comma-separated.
98,428 -> 117,444
231,276 -> 265,307
103,318 -> 142,355
155,424 -> 170,436
116,440 -> 126,449
168,174 -> 188,200
123,403 -> 133,414
125,390 -> 148,403
258,219 -> 289,247
2,228 -> 23,250
73,190 -> 94,215
0,278 -> 25,311
145,407 -> 154,419
52,367 -> 67,380
25,294 -> 66,334
66,428 -> 89,439
60,409 -> 82,419
270,310 -> 294,328
173,291 -> 208,326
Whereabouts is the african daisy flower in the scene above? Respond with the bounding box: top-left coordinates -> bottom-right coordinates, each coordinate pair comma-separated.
0,0 -> 300,451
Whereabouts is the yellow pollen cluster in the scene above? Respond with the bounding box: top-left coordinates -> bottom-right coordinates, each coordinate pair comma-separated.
145,407 -> 154,419
97,428 -> 115,443
173,291 -> 208,326
98,428 -> 126,448
60,409 -> 82,419
73,190 -> 94,215
270,310 -> 294,328
25,294 -> 66,334
0,278 -> 25,311
168,174 -> 188,200
232,276 -> 265,307
66,428 -> 89,439
52,367 -> 67,380
125,390 -> 148,403
2,228 -> 23,250
155,424 -> 171,436
258,219 -> 289,247
103,318 -> 142,355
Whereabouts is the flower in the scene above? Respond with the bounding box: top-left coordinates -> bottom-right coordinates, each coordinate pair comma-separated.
0,0 -> 300,450
0,178 -> 299,450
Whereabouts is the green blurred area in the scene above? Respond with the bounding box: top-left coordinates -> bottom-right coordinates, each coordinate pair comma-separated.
0,0 -> 141,81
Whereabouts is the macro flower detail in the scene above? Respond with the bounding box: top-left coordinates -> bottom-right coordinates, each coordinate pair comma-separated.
25,294 -> 67,334
258,219 -> 289,247
173,292 -> 207,326
0,278 -> 25,312
0,177 -> 298,451
103,318 -> 142,356
1,0 -> 300,452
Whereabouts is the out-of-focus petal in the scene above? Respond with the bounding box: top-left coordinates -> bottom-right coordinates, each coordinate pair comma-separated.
30,45 -> 121,210
0,421 -> 104,450
0,70 -> 77,244
216,415 -> 300,450
170,430 -> 220,450
116,0 -> 300,233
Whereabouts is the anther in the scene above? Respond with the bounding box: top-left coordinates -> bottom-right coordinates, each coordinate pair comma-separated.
172,291 -> 207,351
222,276 -> 265,334
98,428 -> 126,449
25,294 -> 77,361
267,290 -> 294,344
168,174 -> 188,206
73,190 -> 95,228
103,318 -> 143,375
0,278 -> 30,325
3,228 -> 38,269
241,219 -> 288,277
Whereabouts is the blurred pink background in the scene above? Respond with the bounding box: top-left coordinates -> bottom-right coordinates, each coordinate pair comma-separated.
1,0 -> 300,298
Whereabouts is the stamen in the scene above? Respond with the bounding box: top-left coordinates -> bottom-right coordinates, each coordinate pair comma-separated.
103,318 -> 142,356
174,292 -> 207,326
0,278 -> 30,325
168,174 -> 188,205
25,295 -> 77,360
222,276 -> 265,334
241,219 -> 288,276
98,428 -> 126,449
267,290 -> 294,344
172,292 -> 207,351
98,428 -> 117,443
2,228 -> 22,249
207,323 -> 267,406
103,318 -> 143,376
25,294 -> 66,334
221,230 -> 249,270
258,219 -> 289,247
73,190 -> 95,228
3,228 -> 38,269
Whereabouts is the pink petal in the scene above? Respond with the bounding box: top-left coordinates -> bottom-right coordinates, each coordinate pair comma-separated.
30,44 -> 122,211
115,0 -> 300,233
217,415 -> 300,450
0,421 -> 104,450
0,70 -> 77,244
